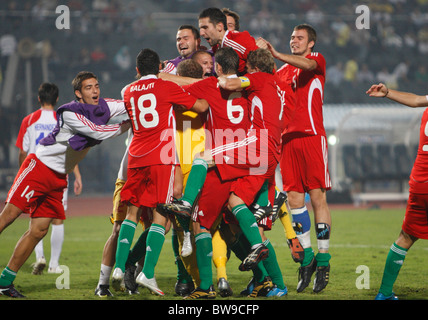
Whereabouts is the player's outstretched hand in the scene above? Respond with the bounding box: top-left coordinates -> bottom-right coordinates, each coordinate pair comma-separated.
366,83 -> 388,98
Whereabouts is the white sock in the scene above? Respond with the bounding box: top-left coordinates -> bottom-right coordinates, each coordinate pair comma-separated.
49,224 -> 64,269
98,264 -> 113,286
34,240 -> 45,261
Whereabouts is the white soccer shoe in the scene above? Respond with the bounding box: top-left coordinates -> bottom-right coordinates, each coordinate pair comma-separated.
48,266 -> 63,274
181,231 -> 193,257
136,272 -> 165,296
31,257 -> 47,275
112,268 -> 125,291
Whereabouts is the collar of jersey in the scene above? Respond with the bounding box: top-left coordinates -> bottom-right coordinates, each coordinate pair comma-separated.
139,75 -> 157,80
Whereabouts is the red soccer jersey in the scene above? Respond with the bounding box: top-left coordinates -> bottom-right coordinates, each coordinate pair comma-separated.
123,75 -> 197,168
244,71 -> 283,159
213,30 -> 258,75
282,52 -> 326,137
409,107 -> 428,194
275,64 -> 296,135
184,76 -> 250,150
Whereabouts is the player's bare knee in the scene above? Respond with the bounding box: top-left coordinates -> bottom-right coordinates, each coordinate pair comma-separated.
397,230 -> 418,249
30,226 -> 49,241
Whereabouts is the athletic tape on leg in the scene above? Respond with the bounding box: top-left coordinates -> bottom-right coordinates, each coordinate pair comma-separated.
290,206 -> 311,234
315,223 -> 330,251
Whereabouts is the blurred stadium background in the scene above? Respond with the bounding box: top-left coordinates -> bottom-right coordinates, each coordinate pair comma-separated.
0,0 -> 426,205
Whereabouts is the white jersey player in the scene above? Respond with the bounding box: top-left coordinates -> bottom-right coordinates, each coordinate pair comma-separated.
0,71 -> 130,298
15,82 -> 83,274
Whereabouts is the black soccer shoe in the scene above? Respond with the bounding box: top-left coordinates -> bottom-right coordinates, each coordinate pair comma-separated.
95,284 -> 113,297
296,256 -> 317,293
0,284 -> 25,298
250,203 -> 273,223
184,287 -> 216,300
248,277 -> 273,297
175,279 -> 195,297
313,264 -> 330,293
239,244 -> 269,271
273,191 -> 287,216
124,264 -> 139,294
156,199 -> 192,219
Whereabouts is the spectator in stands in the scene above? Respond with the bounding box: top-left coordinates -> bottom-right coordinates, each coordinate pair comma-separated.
356,63 -> 375,84
0,29 -> 16,84
326,61 -> 344,88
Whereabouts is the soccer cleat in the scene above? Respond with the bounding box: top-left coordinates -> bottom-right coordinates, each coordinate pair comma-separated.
313,264 -> 330,293
240,277 -> 256,296
217,277 -> 233,297
31,257 -> 46,275
136,272 -> 164,296
266,285 -> 288,297
48,266 -> 63,274
249,277 -> 273,297
124,264 -> 139,294
175,280 -> 195,297
156,199 -> 192,219
296,256 -> 317,292
250,203 -> 273,223
375,292 -> 398,300
273,191 -> 287,216
239,244 -> 269,271
181,231 -> 193,257
94,284 -> 113,297
0,284 -> 25,298
184,287 -> 216,300
111,268 -> 124,291
287,237 -> 305,263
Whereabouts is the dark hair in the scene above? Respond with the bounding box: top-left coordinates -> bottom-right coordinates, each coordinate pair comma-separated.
177,59 -> 203,78
295,23 -> 317,48
222,8 -> 240,31
178,24 -> 200,40
214,47 -> 239,74
72,71 -> 97,92
199,7 -> 227,30
38,82 -> 59,106
72,71 -> 97,99
136,48 -> 161,76
247,49 -> 275,74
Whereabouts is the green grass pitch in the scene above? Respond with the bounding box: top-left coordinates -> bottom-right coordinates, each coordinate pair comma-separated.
1,207 -> 427,300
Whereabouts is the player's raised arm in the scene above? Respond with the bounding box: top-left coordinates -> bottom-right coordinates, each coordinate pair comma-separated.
63,111 -> 131,141
158,72 -> 202,86
257,37 -> 317,71
366,83 -> 428,108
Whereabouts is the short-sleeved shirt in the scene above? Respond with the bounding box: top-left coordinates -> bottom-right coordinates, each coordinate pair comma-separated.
185,76 -> 250,148
409,107 -> 428,194
213,30 -> 258,75
244,72 -> 283,149
16,109 -> 57,155
275,64 -> 295,134
123,75 -> 198,168
281,52 -> 326,137
185,75 -> 253,180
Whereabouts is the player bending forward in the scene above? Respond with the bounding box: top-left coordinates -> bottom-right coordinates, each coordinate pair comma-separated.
0,71 -> 130,298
